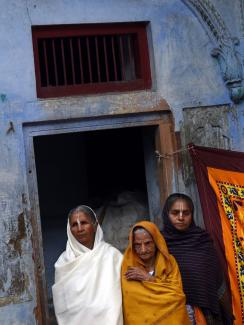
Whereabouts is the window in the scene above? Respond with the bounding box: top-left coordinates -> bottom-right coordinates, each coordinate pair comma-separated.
32,22 -> 152,98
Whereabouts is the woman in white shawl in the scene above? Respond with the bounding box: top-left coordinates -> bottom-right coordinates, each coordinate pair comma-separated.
52,205 -> 123,325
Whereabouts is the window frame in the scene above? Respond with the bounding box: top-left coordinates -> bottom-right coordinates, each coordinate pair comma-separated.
32,22 -> 152,98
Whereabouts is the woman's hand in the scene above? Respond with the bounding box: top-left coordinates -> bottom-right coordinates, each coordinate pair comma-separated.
124,267 -> 155,282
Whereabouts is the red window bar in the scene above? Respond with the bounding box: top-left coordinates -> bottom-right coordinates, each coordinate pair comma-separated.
32,22 -> 152,98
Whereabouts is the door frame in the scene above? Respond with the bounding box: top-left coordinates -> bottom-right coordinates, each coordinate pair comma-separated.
23,111 -> 175,324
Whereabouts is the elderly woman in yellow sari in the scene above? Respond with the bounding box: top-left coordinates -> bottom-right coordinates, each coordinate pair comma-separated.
121,220 -> 190,325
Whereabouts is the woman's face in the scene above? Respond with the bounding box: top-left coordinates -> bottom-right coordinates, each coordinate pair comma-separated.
70,212 -> 97,249
133,229 -> 156,264
168,199 -> 192,231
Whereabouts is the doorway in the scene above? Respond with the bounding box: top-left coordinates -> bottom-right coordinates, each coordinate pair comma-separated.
33,125 -> 159,323
24,110 -> 175,324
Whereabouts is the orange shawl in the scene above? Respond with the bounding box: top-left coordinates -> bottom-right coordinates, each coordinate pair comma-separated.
121,221 -> 190,325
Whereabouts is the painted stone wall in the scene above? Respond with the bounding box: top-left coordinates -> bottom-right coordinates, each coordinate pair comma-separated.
0,0 -> 244,323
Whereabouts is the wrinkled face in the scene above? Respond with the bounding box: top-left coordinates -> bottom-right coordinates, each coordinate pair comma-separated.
168,199 -> 192,231
133,229 -> 156,264
69,212 -> 97,249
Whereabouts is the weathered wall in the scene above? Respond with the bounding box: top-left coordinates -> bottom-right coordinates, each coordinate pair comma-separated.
0,0 -> 244,323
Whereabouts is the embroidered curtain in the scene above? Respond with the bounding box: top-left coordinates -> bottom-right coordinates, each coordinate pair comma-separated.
189,144 -> 244,325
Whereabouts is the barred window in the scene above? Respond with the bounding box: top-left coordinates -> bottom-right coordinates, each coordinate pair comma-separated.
32,22 -> 152,98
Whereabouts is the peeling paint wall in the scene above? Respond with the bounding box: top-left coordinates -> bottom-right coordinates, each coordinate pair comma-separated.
0,0 -> 244,323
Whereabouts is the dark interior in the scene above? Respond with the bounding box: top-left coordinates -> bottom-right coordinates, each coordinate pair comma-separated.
33,126 -> 149,323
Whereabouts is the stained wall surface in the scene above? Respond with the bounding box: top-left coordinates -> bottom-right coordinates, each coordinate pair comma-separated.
1,0 -> 244,323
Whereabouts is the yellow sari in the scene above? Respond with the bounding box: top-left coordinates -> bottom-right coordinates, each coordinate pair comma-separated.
121,221 -> 191,325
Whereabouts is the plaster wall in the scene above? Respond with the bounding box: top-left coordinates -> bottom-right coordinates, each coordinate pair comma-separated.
0,0 -> 230,106
0,0 -> 244,323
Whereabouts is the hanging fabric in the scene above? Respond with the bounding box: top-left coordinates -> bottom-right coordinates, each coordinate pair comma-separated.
188,143 -> 244,325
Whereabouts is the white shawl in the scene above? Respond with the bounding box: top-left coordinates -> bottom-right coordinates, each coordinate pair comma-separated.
52,221 -> 123,325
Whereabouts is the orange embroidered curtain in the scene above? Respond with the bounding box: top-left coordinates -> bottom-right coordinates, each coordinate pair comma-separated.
189,144 -> 244,325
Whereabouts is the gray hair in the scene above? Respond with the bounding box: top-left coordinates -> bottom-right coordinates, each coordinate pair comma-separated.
68,205 -> 97,224
133,226 -> 151,237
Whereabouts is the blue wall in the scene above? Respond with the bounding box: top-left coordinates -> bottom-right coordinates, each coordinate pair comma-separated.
0,0 -> 243,323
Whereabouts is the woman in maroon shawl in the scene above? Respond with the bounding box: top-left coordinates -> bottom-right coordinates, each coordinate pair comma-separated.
161,193 -> 233,325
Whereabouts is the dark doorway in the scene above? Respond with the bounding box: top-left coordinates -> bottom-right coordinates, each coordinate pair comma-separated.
33,126 -> 156,323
